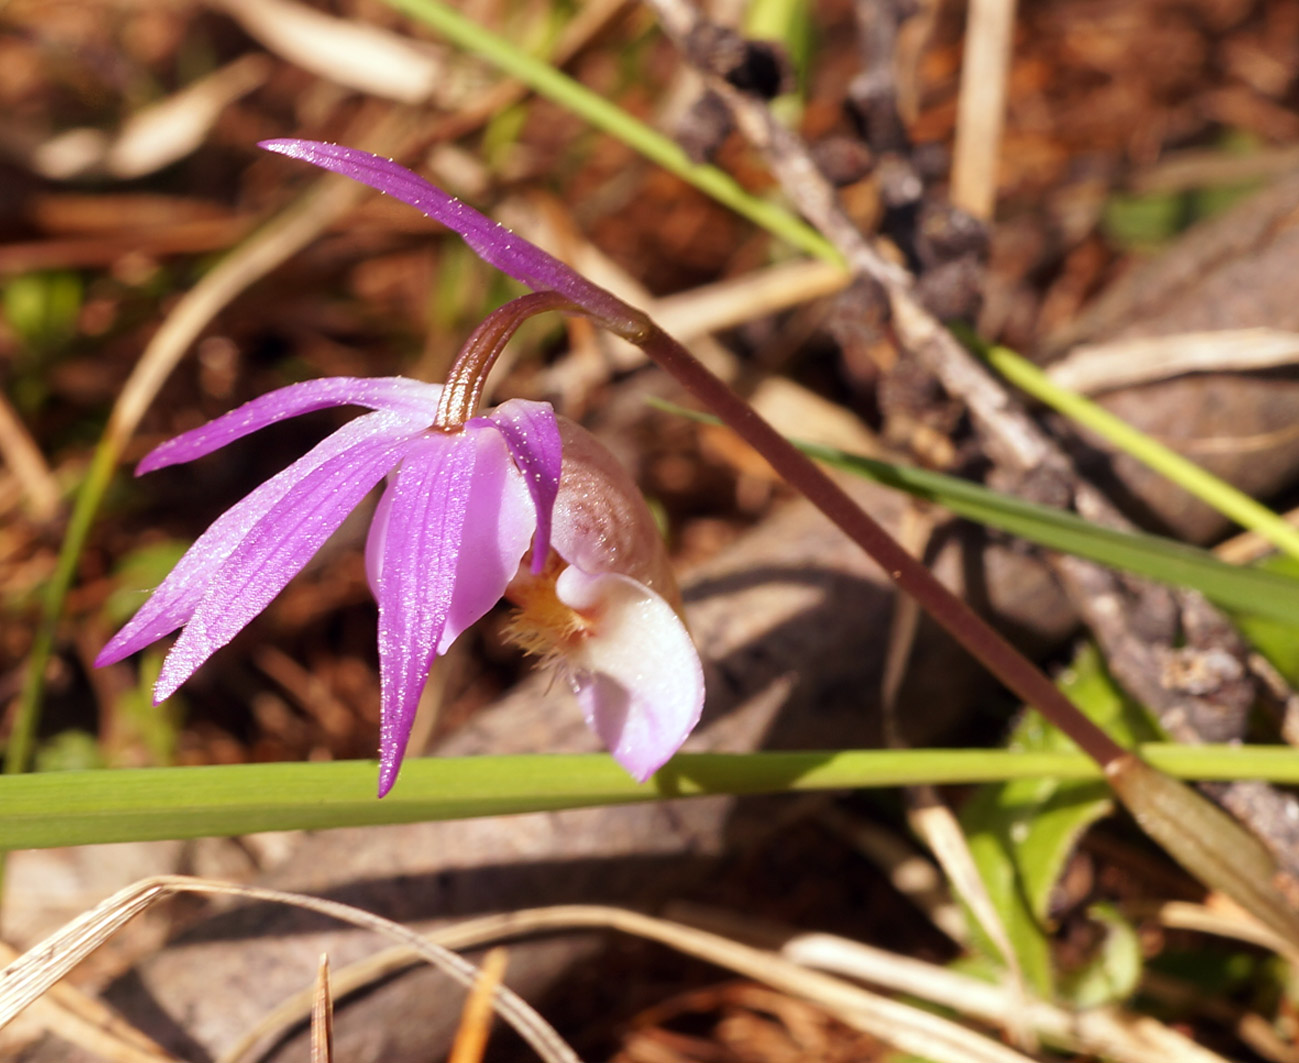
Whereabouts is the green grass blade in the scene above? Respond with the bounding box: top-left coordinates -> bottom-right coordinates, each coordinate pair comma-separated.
808,440 -> 1299,623
379,0 -> 840,264
8,440 -> 118,775
982,342 -> 1299,562
651,400 -> 1299,625
4,746 -> 1299,850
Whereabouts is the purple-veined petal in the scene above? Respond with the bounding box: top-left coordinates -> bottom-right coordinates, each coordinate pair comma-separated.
139,376 -> 442,474
476,399 -> 561,573
154,415 -> 420,702
97,411 -> 425,667
436,425 -> 535,653
259,140 -> 644,336
369,433 -> 475,797
364,476 -> 396,598
555,566 -> 705,781
366,424 -> 534,661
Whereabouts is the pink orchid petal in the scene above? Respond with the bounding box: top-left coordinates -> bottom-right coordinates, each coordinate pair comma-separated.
154,416 -> 419,701
368,426 -> 536,794
98,412 -> 423,667
139,376 -> 441,474
259,140 -> 641,333
366,426 -> 535,656
363,477 -> 396,598
476,399 -> 562,573
437,425 -> 536,654
371,433 -> 474,796
555,567 -> 705,781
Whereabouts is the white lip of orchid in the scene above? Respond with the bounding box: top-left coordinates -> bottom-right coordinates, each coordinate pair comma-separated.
503,555 -> 703,782
502,417 -> 704,781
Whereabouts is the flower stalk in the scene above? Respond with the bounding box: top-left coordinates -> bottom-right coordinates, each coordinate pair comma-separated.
434,291 -> 578,430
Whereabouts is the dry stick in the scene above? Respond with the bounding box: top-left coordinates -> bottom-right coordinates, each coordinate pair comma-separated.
228,904 -> 1223,1063
310,956 -> 333,1063
0,389 -> 59,522
951,0 -> 1017,219
643,0 -> 1299,942
0,876 -> 582,1063
448,947 -> 509,1063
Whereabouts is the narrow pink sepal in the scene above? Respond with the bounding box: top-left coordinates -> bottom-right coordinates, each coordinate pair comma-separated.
139,376 -> 440,474
555,567 -> 705,781
372,434 -> 474,797
97,412 -> 424,668
259,140 -> 641,333
154,418 -> 419,702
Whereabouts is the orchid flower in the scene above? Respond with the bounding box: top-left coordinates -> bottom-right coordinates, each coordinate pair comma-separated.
97,143 -> 705,796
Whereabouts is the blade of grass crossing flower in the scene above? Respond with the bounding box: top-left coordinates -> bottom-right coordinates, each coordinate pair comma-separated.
650,399 -> 1299,626
5,748 -> 1299,850
375,0 -> 841,264
982,341 -> 1299,562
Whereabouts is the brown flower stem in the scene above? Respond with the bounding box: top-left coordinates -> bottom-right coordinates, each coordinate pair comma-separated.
435,291 -> 579,428
637,321 -> 1128,769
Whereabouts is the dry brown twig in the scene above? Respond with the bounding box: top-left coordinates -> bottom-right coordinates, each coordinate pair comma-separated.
0,392 -> 59,523
311,956 -> 333,1063
951,0 -> 1018,220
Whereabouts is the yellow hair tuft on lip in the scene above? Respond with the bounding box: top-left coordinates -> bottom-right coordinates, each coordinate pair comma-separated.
503,556 -> 590,663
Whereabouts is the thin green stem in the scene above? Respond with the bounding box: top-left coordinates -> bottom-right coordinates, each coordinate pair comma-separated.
380,0 -> 841,264
2,746 -> 1297,850
7,438 -> 120,775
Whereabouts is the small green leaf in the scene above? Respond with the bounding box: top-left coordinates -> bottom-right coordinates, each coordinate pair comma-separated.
4,271 -> 83,355
960,644 -> 1159,997
1102,192 -> 1190,251
1058,902 -> 1143,1008
34,730 -> 107,773
115,649 -> 183,766
1230,556 -> 1299,686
